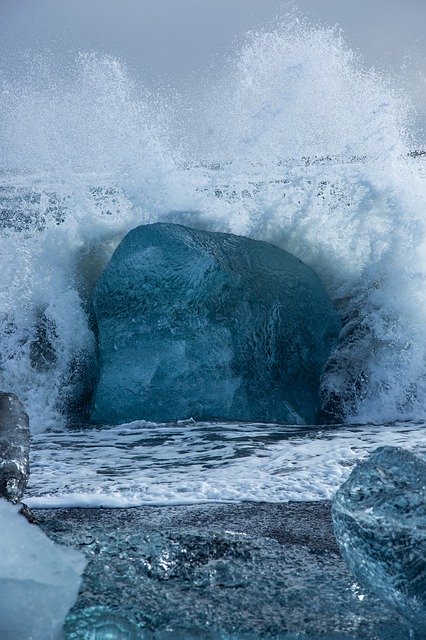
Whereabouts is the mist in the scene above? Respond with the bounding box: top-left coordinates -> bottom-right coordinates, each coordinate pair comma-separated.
1,0 -> 425,143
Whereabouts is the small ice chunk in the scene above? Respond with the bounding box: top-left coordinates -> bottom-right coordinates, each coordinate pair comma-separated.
332,446 -> 426,634
0,498 -> 87,640
0,392 -> 30,502
66,606 -> 145,639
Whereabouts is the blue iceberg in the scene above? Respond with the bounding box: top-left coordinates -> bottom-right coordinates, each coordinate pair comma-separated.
332,446 -> 426,635
90,223 -> 340,425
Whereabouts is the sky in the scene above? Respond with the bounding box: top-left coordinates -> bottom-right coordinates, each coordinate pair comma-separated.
1,0 -> 425,144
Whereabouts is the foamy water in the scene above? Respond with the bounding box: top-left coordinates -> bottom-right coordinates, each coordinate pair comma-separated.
25,421 -> 426,508
0,20 -> 425,435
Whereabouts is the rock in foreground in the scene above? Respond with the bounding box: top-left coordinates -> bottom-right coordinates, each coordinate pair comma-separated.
0,498 -> 86,640
91,223 -> 340,424
332,446 -> 426,634
0,392 -> 30,502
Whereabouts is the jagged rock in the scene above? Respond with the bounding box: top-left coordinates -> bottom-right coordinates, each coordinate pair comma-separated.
0,392 -> 30,503
91,223 -> 340,425
332,446 -> 426,634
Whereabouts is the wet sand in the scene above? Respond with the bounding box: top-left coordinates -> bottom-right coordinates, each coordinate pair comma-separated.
34,500 -> 339,554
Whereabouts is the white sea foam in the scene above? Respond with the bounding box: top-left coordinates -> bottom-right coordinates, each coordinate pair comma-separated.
0,21 -> 425,430
25,421 -> 426,508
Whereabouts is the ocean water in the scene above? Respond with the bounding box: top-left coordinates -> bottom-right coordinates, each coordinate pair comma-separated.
0,20 -> 425,508
26,420 -> 426,508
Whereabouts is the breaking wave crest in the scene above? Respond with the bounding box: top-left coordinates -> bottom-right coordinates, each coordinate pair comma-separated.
0,21 -> 425,431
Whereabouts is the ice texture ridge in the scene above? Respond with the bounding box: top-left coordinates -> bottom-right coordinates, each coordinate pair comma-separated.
332,446 -> 426,634
0,498 -> 87,640
0,392 -> 30,502
91,222 -> 340,424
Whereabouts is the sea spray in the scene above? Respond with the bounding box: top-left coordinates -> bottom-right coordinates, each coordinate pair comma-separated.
0,21 -> 425,430
0,56 -> 181,431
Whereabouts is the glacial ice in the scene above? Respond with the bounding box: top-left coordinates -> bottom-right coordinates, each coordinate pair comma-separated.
332,446 -> 426,635
0,498 -> 87,640
0,392 -> 30,502
91,223 -> 340,425
66,606 -> 144,639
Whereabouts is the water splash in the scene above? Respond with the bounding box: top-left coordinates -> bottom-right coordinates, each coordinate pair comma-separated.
0,20 -> 425,430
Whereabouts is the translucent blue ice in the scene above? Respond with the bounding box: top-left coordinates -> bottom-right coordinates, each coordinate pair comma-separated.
0,392 -> 29,502
91,223 -> 340,425
65,606 -> 144,639
0,498 -> 86,640
332,446 -> 426,635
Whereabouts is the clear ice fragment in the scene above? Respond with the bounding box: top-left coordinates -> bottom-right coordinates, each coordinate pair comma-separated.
0,498 -> 87,640
0,392 -> 30,502
332,446 -> 426,635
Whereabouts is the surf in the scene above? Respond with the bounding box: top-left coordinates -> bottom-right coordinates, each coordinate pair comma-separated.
0,20 -> 425,432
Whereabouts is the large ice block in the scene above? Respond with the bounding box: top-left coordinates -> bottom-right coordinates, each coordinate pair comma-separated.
0,498 -> 87,640
332,446 -> 426,634
91,223 -> 340,425
0,392 -> 30,502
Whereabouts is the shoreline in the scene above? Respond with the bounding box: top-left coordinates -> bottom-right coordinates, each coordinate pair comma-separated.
34,499 -> 339,554
33,500 -> 410,637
